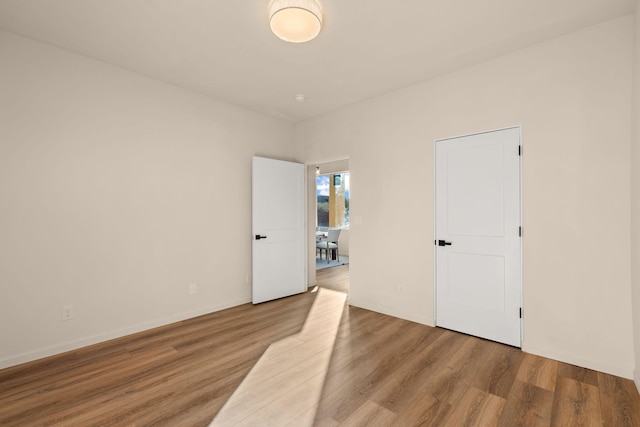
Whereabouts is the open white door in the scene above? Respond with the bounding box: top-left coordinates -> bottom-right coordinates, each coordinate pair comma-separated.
252,156 -> 306,304
435,127 -> 521,347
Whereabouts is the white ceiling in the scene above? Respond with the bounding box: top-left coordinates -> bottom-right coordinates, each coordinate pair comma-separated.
0,0 -> 634,122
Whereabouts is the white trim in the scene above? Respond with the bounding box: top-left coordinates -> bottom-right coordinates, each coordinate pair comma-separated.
350,298 -> 434,327
316,169 -> 350,176
516,125 -> 524,345
434,124 -> 523,144
635,370 -> 640,395
433,138 -> 438,325
0,297 -> 250,370
522,343 -> 634,380
305,155 -> 350,167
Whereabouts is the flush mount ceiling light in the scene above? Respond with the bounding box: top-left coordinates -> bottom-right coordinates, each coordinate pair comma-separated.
269,0 -> 323,43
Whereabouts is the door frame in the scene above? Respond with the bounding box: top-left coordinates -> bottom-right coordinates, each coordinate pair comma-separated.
433,125 -> 523,346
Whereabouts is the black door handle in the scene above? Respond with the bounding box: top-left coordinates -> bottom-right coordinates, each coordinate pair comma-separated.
255,235 -> 267,240
437,240 -> 452,246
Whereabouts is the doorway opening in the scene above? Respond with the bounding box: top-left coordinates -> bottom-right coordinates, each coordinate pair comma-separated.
308,159 -> 350,284
315,169 -> 350,271
315,171 -> 350,270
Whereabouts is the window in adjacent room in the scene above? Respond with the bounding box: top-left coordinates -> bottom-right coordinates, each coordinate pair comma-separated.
317,172 -> 350,228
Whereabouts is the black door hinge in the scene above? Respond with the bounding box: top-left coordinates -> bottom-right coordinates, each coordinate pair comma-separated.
519,226 -> 522,237
518,145 -> 522,156
519,307 -> 523,318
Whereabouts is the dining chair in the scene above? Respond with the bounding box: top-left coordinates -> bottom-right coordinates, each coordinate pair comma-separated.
316,226 -> 328,243
316,228 -> 341,263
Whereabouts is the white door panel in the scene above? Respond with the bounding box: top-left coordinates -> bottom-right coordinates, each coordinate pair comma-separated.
252,157 -> 306,304
447,253 -> 505,312
435,127 -> 521,347
447,143 -> 504,237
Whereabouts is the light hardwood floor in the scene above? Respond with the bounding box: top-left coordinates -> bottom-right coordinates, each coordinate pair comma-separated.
1,265 -> 639,426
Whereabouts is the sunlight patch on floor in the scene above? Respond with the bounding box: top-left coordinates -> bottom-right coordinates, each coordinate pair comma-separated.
210,287 -> 347,426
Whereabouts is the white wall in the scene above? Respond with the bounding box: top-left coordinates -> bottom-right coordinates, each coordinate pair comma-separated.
295,16 -> 635,378
0,31 -> 295,368
632,0 -> 640,389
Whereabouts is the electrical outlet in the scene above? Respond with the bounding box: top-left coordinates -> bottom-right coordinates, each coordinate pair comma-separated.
189,283 -> 197,294
62,305 -> 74,321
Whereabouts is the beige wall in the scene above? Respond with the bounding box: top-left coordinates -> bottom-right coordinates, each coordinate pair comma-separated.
0,31 -> 295,368
296,17 -> 635,378
632,0 -> 640,389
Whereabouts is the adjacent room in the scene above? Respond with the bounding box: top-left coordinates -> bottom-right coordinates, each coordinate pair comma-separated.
2,0 -> 640,425
314,160 -> 350,271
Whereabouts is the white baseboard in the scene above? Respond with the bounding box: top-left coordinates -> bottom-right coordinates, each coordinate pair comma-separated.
0,297 -> 251,371
347,299 -> 632,379
522,343 -> 634,380
348,298 -> 434,327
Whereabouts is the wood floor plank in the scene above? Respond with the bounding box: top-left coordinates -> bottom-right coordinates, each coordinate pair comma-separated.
417,335 -> 498,407
597,371 -> 640,426
223,371 -> 329,426
391,393 -> 453,426
550,377 -> 602,427
369,329 -> 466,414
443,387 -> 507,427
29,345 -> 258,426
339,400 -> 398,427
516,353 -> 559,392
314,320 -> 427,423
557,361 -> 599,387
472,342 -> 524,399
497,380 -> 554,427
0,345 -> 181,424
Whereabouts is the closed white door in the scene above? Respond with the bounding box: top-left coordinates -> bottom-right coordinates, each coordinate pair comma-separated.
435,127 -> 521,347
252,156 -> 306,304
